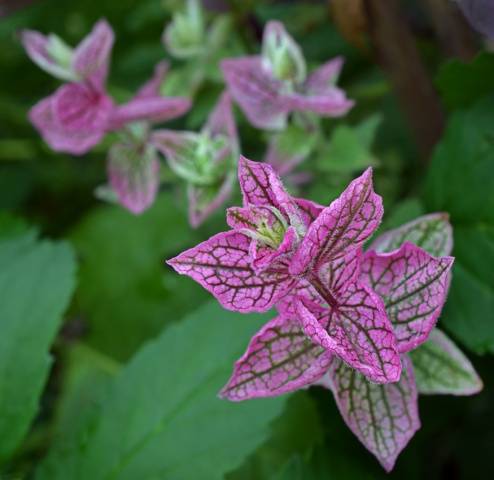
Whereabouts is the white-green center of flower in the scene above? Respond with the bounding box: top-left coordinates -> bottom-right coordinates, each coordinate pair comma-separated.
242,207 -> 288,250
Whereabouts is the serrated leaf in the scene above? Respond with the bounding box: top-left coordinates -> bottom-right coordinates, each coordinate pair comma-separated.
410,329 -> 482,395
70,192 -> 212,360
424,96 -> 494,353
36,302 -> 287,480
0,231 -> 76,462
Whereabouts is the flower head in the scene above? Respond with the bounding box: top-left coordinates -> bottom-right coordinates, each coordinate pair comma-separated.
217,211 -> 481,472
168,158 -> 401,383
23,21 -> 191,156
221,21 -> 353,130
152,91 -> 238,227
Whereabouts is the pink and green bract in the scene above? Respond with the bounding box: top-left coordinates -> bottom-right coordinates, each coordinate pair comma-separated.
221,20 -> 354,131
168,156 -> 402,384
224,212 -> 481,471
22,19 -> 192,215
151,91 -> 239,227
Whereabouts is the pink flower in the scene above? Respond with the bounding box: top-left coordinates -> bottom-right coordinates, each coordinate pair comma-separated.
220,212 -> 481,472
152,91 -> 238,227
106,61 -> 191,215
24,21 -> 191,156
222,21 -> 354,130
27,20 -> 115,154
168,157 -> 401,383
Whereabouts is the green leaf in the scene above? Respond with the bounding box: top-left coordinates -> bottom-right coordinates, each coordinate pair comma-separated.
70,192 -> 213,361
36,302 -> 287,480
0,231 -> 76,463
436,53 -> 494,110
410,329 -> 482,395
424,96 -> 494,353
317,114 -> 381,173
227,392 -> 323,480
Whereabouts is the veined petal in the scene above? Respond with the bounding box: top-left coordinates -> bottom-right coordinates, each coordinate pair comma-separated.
288,88 -> 354,118
21,30 -> 75,81
361,242 -> 454,353
369,213 -> 453,257
327,355 -> 420,472
220,315 -> 332,401
72,19 -> 114,87
167,231 -> 297,312
136,60 -> 169,99
204,91 -> 238,145
296,283 -> 401,384
290,168 -> 383,275
250,226 -> 298,274
107,142 -> 160,215
276,279 -> 322,316
29,84 -> 111,155
221,57 -> 290,130
304,57 -> 344,94
151,130 -> 202,183
238,156 -> 304,233
410,329 -> 482,395
187,171 -> 234,228
292,197 -> 324,227
110,97 -> 191,128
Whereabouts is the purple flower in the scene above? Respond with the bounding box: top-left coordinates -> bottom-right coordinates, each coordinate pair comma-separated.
221,21 -> 354,130
168,157 -> 401,383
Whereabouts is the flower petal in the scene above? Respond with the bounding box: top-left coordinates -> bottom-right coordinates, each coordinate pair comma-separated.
238,156 -> 304,233
110,97 -> 191,128
369,213 -> 453,257
220,315 -> 332,401
410,328 -> 482,395
296,282 -> 401,383
167,231 -> 297,312
72,19 -> 114,87
204,91 -> 238,144
29,84 -> 111,155
290,168 -> 383,275
292,197 -> 324,227
361,242 -> 454,353
288,88 -> 354,117
107,142 -> 160,215
135,60 -> 169,99
21,30 -> 75,81
327,355 -> 420,472
304,57 -> 344,94
221,57 -> 290,130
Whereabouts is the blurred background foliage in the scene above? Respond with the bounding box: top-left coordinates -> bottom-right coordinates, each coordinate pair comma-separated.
0,0 -> 494,478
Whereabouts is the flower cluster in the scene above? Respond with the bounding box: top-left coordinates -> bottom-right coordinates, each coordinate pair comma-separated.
222,20 -> 353,131
168,157 -> 482,471
21,19 -> 239,225
22,14 -> 356,224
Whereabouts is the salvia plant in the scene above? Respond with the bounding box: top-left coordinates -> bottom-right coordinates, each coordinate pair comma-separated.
168,157 -> 482,471
11,2 -> 487,476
